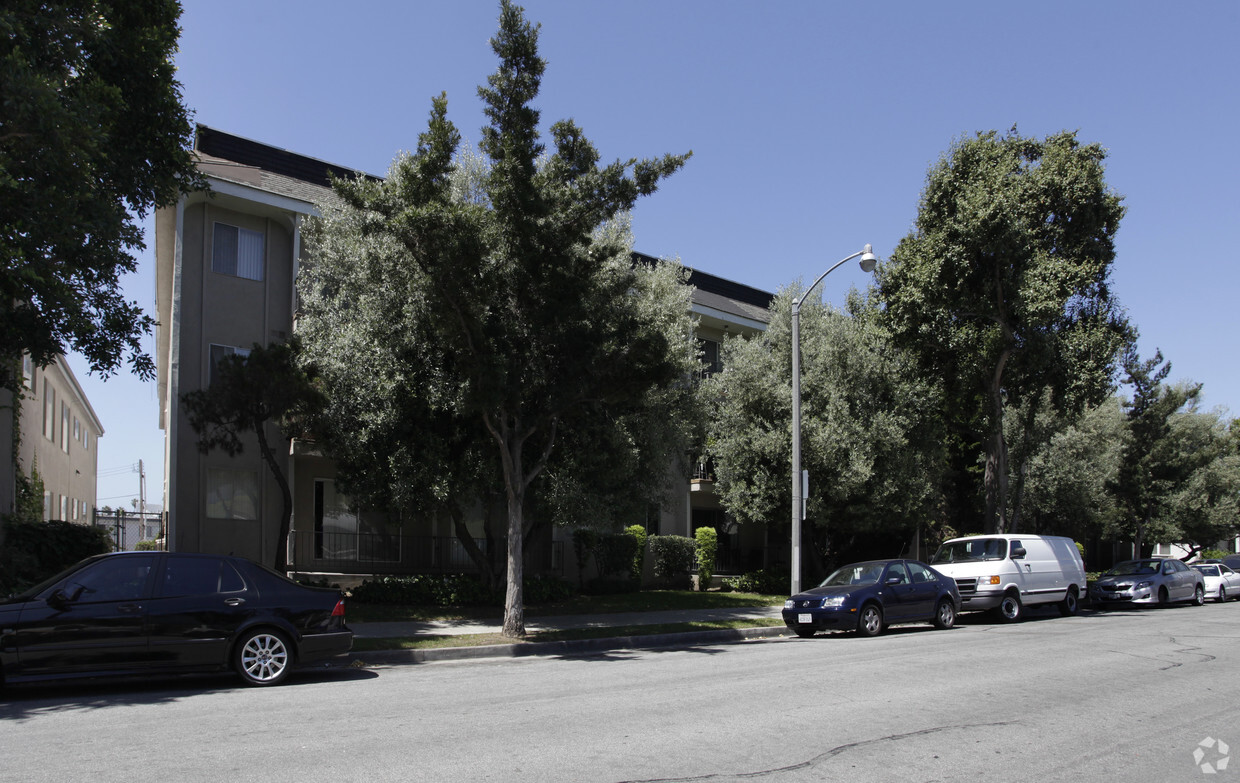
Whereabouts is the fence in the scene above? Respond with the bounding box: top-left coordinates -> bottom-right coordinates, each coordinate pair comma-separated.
92,509 -> 166,551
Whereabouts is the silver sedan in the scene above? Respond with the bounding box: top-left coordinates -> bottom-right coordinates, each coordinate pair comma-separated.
1091,558 -> 1206,607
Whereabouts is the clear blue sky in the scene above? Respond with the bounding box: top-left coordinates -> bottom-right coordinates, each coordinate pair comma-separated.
75,0 -> 1240,509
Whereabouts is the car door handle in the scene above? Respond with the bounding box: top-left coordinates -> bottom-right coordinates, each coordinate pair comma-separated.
118,603 -> 142,613
225,598 -> 246,606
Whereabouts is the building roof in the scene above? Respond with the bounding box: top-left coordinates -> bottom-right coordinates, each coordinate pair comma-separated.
193,126 -> 774,325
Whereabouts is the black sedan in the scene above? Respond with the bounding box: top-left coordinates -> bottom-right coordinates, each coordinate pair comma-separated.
783,559 -> 961,638
0,551 -> 352,687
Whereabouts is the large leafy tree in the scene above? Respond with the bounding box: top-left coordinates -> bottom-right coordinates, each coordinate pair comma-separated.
875,129 -> 1131,534
705,291 -> 944,578
300,1 -> 690,637
180,342 -> 321,571
1108,350 -> 1240,557
1,0 -> 204,389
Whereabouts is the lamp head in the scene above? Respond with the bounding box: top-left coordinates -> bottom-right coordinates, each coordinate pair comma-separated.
858,243 -> 879,273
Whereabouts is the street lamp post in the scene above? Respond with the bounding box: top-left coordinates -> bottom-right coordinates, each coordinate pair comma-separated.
790,244 -> 879,596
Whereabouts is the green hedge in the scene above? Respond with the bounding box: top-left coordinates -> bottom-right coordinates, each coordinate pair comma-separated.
350,573 -> 576,607
723,568 -> 789,595
649,535 -> 696,579
694,527 -> 718,591
0,518 -> 113,596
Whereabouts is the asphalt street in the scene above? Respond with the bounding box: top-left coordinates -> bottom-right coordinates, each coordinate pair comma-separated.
5,600 -> 1240,782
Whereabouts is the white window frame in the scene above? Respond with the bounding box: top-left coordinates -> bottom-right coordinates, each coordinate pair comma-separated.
43,381 -> 55,441
212,222 -> 265,281
61,401 -> 70,453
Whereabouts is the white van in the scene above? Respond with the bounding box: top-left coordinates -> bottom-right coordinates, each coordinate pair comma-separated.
928,534 -> 1087,622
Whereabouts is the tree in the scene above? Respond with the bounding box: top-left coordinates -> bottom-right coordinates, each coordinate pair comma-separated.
301,0 -> 690,637
705,290 -> 944,577
875,129 -> 1131,534
180,341 -> 321,571
1,0 -> 204,390
1108,349 -> 1239,557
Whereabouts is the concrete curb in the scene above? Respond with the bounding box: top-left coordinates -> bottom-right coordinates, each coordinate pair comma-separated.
347,625 -> 792,666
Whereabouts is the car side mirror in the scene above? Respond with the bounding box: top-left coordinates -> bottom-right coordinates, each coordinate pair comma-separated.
1011,547 -> 1026,559
48,583 -> 85,609
886,576 -> 902,585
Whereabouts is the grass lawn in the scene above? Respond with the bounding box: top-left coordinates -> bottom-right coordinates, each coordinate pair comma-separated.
347,589 -> 785,624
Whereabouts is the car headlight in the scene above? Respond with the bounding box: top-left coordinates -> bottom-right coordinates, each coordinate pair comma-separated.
820,596 -> 846,608
977,575 -> 1000,587
784,599 -> 795,609
1136,581 -> 1152,590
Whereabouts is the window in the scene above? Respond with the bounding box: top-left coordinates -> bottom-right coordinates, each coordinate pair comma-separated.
22,354 -> 33,389
209,344 -> 251,385
61,401 -> 69,453
43,381 -> 54,441
160,557 -> 245,597
74,417 -> 81,442
60,556 -> 155,603
697,338 -> 722,379
205,469 -> 259,520
314,479 -> 359,560
84,430 -> 90,451
212,222 -> 265,281
59,495 -> 68,521
1152,543 -> 1173,556
43,491 -> 51,521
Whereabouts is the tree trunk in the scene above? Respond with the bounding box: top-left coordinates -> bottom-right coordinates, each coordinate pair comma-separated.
253,419 -> 291,572
983,345 -> 1014,534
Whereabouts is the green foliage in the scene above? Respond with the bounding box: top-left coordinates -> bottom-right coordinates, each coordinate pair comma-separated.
626,524 -> 648,583
13,462 -> 44,524
722,568 -> 789,595
0,518 -> 112,595
571,528 -> 598,586
350,573 -> 573,606
133,539 -> 162,551
594,533 -> 639,580
707,292 -> 944,565
1198,549 -> 1231,562
299,0 -> 691,637
875,129 -> 1131,534
0,0 -> 205,391
180,340 -> 321,570
694,527 -> 718,590
351,574 -> 496,607
649,535 -> 696,580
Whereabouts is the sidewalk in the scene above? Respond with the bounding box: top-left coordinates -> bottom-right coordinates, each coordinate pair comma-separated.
344,605 -> 789,666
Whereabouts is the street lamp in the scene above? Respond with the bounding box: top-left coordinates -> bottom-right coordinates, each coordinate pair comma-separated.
790,244 -> 879,595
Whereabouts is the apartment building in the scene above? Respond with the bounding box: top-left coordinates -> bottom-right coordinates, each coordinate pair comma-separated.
154,126 -> 772,577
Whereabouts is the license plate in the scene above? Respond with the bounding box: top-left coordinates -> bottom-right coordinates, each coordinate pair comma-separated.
798,613 -> 813,624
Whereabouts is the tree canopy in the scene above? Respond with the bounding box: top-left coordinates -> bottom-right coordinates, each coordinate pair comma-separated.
299,0 -> 692,637
1,0 -> 204,389
705,291 -> 944,577
875,129 -> 1131,534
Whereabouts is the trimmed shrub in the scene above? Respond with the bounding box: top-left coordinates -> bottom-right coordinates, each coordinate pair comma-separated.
723,568 -> 790,596
648,535 -> 696,582
134,539 -> 162,551
350,574 -> 494,606
0,518 -> 113,595
625,524 -> 648,583
694,527 -> 718,591
524,574 -> 576,604
594,533 -> 638,580
572,528 -> 598,587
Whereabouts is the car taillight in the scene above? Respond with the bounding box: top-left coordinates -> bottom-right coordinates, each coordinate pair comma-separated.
331,599 -> 346,618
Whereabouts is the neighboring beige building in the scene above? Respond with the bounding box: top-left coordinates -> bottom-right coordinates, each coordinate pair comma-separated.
14,354 -> 103,522
155,126 -> 772,577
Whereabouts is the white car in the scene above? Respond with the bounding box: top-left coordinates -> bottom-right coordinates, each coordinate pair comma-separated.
1192,563 -> 1240,602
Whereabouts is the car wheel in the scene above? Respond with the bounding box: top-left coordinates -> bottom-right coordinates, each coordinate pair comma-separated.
794,628 -> 816,639
996,592 -> 1023,623
857,604 -> 883,637
1193,584 -> 1206,606
235,629 -> 292,686
1157,586 -> 1169,606
1217,586 -> 1227,603
933,599 -> 956,630
1058,587 -> 1080,617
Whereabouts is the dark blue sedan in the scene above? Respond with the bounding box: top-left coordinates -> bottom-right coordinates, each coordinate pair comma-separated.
782,559 -> 962,638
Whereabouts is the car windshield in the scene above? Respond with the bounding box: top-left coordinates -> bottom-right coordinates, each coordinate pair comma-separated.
1194,565 -> 1220,576
819,563 -> 885,587
1106,560 -> 1160,576
931,538 -> 1007,564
